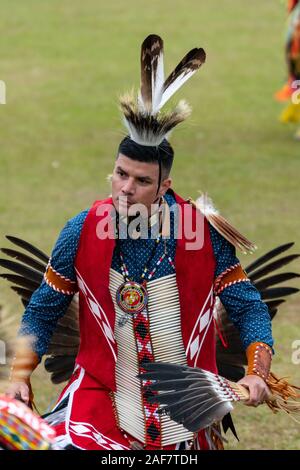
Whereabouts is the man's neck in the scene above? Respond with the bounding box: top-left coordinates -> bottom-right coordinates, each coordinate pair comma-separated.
116,196 -> 170,240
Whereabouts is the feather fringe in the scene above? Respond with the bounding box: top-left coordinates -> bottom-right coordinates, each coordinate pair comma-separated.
195,193 -> 257,254
265,372 -> 300,419
225,375 -> 300,421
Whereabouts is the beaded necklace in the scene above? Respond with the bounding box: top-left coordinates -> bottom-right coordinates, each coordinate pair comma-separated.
116,234 -> 175,327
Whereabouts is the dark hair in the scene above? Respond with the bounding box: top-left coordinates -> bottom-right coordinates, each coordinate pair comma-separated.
118,136 -> 174,179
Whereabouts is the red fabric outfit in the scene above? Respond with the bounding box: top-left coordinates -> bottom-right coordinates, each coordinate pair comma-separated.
53,192 -> 217,450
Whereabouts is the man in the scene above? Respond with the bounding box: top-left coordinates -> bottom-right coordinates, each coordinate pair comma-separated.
276,0 -> 300,139
5,35 -> 273,450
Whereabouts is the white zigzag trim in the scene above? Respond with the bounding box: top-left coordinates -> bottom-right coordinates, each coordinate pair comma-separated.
69,419 -> 129,450
186,286 -> 214,366
75,267 -> 117,362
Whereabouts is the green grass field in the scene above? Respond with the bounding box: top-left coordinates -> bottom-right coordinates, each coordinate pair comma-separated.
0,0 -> 300,450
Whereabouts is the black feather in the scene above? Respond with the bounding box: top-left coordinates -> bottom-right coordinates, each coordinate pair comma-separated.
44,354 -> 75,384
11,286 -> 34,300
50,332 -> 80,346
56,313 -> 79,333
51,369 -> 74,384
142,362 -> 187,374
21,299 -> 29,308
146,378 -> 201,391
167,398 -> 232,432
147,388 -> 211,406
249,255 -> 300,282
0,248 -> 46,272
0,259 -> 43,284
245,243 -> 295,274
254,272 -> 300,290
265,299 -> 286,319
0,273 -> 40,291
51,325 -> 79,338
44,355 -> 76,373
260,286 -> 299,300
222,413 -> 239,441
46,343 -> 79,356
5,235 -> 49,263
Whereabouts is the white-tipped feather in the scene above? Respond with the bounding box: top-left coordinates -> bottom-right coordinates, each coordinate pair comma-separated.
193,192 -> 256,254
195,192 -> 219,216
139,35 -> 164,114
159,67 -> 199,109
152,48 -> 164,113
159,47 -> 206,110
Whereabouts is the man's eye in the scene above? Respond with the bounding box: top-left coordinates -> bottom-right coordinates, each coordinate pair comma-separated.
117,170 -> 125,177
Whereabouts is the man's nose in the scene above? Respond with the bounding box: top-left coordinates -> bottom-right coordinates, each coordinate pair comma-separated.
121,178 -> 136,194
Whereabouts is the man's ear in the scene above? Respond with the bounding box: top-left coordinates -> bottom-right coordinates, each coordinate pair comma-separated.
159,177 -> 172,197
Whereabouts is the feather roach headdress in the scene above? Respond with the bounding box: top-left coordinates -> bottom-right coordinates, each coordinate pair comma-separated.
120,34 -> 206,147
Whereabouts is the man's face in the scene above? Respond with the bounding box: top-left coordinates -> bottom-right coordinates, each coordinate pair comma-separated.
111,153 -> 172,215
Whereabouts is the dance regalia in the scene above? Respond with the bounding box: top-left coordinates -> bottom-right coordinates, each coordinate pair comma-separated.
275,0 -> 300,102
44,191 -> 219,450
2,190 -> 299,450
2,34 -> 300,451
276,1 -> 300,129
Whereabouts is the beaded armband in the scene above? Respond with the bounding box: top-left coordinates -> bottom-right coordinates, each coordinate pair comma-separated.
213,263 -> 250,296
44,260 -> 78,295
246,342 -> 272,381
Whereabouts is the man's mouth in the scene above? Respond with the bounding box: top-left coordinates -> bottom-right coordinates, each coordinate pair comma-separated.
118,197 -> 134,206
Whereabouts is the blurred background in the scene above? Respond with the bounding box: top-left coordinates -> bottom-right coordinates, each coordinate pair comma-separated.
0,0 -> 299,449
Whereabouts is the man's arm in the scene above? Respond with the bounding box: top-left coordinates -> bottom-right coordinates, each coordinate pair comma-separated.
6,209 -> 88,405
209,224 -> 273,406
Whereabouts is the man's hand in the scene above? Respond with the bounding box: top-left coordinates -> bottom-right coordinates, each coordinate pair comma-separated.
237,375 -> 271,407
5,381 -> 30,406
